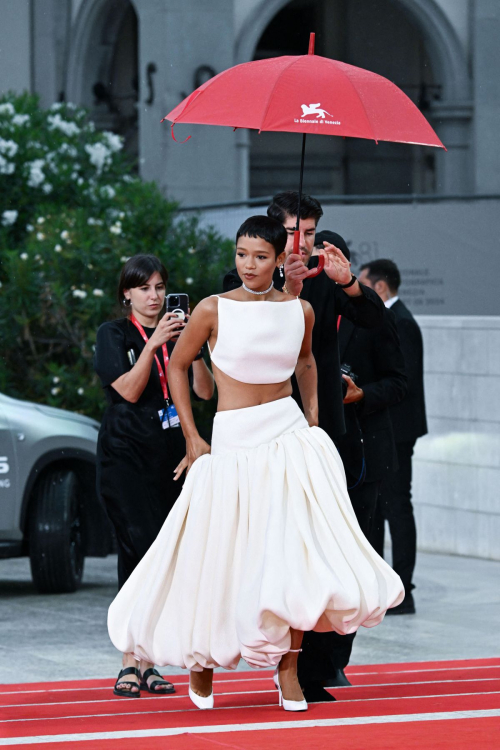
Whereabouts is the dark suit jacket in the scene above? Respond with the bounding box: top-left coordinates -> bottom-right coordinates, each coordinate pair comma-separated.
223,256 -> 385,439
337,308 -> 407,483
388,299 -> 427,443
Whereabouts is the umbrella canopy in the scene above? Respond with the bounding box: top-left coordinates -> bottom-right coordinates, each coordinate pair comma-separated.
165,50 -> 444,149
163,34 -> 445,279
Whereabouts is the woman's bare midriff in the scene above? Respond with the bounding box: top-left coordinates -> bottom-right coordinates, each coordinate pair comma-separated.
212,363 -> 293,412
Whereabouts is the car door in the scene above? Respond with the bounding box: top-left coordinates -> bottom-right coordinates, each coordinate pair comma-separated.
0,402 -> 18,535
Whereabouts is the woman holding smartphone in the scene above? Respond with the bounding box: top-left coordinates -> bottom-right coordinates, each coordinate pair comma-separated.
94,254 -> 214,698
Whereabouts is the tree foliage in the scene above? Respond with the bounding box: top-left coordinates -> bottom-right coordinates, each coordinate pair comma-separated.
0,93 -> 233,423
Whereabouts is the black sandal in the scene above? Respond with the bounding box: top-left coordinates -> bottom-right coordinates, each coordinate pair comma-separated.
114,667 -> 141,698
140,668 -> 175,694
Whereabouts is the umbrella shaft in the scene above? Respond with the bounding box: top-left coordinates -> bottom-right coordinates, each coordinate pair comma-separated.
295,133 -> 307,233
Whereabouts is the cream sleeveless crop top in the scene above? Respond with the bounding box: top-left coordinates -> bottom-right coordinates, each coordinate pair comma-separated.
208,297 -> 305,384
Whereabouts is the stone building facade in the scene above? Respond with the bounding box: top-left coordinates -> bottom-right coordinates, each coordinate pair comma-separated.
1,0 -> 499,205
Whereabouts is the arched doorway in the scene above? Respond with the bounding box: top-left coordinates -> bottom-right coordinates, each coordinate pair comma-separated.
67,0 -> 139,162
244,0 -> 458,198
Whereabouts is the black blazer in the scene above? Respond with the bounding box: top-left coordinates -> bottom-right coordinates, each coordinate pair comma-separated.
337,309 -> 407,483
223,256 -> 385,439
388,299 -> 427,443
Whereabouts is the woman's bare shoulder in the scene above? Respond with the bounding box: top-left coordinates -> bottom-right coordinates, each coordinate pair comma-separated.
299,298 -> 314,322
193,295 -> 220,313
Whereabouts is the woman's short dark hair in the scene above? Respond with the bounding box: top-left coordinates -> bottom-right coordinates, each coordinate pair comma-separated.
118,254 -> 169,309
236,215 -> 287,257
267,191 -> 323,226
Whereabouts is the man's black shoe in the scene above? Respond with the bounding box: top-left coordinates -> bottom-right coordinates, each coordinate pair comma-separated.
302,682 -> 337,703
386,592 -> 416,615
324,668 -> 352,688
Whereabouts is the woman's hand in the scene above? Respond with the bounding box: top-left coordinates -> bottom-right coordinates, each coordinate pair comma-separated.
148,312 -> 186,349
306,413 -> 319,428
173,435 -> 211,481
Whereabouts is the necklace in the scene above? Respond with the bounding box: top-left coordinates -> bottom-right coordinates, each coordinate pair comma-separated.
242,280 -> 274,295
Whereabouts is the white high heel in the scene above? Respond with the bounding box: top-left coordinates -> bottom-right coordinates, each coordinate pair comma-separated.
188,674 -> 214,710
276,649 -> 307,712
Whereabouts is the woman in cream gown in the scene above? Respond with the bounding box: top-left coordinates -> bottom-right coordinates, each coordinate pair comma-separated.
108,215 -> 404,711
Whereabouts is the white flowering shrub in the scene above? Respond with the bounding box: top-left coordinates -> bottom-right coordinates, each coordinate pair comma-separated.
0,93 -> 234,422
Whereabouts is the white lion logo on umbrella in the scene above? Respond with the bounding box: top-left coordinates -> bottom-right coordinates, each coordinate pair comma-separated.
301,103 -> 334,119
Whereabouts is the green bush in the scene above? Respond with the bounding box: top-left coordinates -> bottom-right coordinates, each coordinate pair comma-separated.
0,93 -> 234,425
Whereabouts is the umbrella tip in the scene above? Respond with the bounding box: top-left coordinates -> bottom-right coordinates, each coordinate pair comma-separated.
308,32 -> 315,55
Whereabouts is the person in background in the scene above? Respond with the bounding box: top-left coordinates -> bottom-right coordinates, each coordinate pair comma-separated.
359,259 -> 427,616
298,236 -> 407,690
94,254 -> 214,698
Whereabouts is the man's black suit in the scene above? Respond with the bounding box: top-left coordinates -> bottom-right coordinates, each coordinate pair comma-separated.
298,308 -> 407,682
372,298 -> 427,597
223,257 -> 385,439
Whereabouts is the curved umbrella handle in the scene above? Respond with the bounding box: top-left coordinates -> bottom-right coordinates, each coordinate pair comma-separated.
308,255 -> 325,278
292,229 -> 325,278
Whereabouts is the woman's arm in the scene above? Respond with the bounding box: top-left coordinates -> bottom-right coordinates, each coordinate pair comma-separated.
168,297 -> 217,478
110,313 -> 184,403
192,357 -> 215,400
295,301 -> 319,427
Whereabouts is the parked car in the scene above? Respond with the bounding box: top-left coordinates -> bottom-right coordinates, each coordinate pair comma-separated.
0,392 -> 113,593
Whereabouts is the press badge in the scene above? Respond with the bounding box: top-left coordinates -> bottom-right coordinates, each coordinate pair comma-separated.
159,403 -> 180,429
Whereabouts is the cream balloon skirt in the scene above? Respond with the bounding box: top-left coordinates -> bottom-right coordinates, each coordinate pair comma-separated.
108,396 -> 404,671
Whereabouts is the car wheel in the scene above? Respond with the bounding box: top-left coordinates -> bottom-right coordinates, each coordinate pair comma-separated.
29,468 -> 85,593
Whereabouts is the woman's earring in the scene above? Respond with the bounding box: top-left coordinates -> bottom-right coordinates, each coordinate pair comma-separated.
124,298 -> 131,307
279,264 -> 284,278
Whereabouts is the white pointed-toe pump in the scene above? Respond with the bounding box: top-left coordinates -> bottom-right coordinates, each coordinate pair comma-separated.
189,674 -> 214,710
276,649 -> 308,712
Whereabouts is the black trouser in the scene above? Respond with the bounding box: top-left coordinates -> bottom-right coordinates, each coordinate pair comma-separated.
298,480 -> 381,681
371,440 -> 417,594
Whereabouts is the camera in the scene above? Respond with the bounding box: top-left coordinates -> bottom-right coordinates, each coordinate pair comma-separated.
340,362 -> 357,399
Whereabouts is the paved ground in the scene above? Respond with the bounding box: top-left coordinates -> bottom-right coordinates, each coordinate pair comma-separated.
1,551 -> 499,684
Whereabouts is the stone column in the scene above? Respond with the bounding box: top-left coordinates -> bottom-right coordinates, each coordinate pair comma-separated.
471,0 -> 500,194
431,102 -> 473,194
134,0 -> 239,206
32,0 -> 72,108
0,0 -> 31,96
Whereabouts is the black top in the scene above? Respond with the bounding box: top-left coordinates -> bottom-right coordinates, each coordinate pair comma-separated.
223,256 -> 385,438
337,309 -> 408,482
95,317 -> 193,411
388,299 -> 428,443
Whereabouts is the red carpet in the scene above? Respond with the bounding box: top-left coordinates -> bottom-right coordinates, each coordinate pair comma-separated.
1,658 -> 499,748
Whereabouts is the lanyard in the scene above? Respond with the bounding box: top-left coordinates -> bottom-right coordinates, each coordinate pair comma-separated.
129,315 -> 170,403
337,315 -> 341,332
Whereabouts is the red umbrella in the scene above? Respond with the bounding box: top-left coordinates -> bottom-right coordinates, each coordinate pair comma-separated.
163,34 -> 445,276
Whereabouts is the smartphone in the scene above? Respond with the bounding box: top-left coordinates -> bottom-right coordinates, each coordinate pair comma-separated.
165,293 -> 189,332
166,293 -> 189,316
